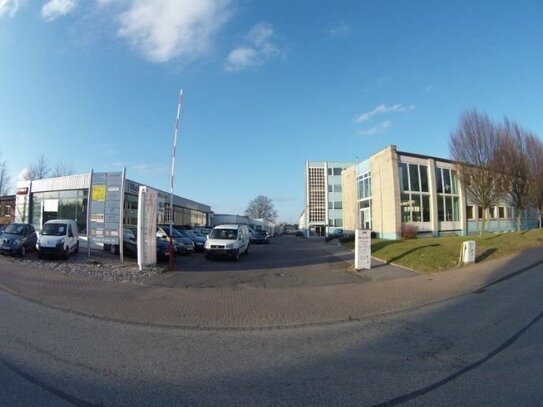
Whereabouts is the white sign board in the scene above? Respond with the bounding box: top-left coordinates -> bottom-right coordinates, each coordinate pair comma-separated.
137,186 -> 157,269
355,229 -> 372,270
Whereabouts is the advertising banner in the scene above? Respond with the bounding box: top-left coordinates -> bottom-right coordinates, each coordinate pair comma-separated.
137,186 -> 158,269
355,229 -> 372,270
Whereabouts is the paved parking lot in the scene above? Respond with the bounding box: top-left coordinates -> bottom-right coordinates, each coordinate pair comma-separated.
144,235 -> 368,288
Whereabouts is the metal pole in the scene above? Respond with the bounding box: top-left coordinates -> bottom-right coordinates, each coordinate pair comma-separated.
87,169 -> 93,259
168,89 -> 183,271
119,167 -> 126,264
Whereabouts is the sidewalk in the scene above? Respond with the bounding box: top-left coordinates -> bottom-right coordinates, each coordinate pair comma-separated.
1,245 -> 543,330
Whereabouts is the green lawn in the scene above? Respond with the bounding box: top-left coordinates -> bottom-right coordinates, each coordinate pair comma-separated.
341,229 -> 543,273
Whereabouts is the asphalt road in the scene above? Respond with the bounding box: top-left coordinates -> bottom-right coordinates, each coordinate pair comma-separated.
1,255 -> 542,405
145,235 -> 367,288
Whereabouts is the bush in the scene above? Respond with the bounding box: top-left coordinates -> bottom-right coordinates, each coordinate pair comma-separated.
401,224 -> 418,239
339,234 -> 355,243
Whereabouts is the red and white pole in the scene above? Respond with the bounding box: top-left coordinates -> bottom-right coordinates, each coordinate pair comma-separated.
169,89 -> 183,271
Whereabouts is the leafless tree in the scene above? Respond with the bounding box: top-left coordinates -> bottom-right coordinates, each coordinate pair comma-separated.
449,109 -> 506,237
245,195 -> 278,221
51,161 -> 75,178
25,155 -> 50,180
0,157 -> 11,196
497,119 -> 533,231
526,134 -> 543,228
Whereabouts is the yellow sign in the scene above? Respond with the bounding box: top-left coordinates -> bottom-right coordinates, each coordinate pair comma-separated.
92,185 -> 106,201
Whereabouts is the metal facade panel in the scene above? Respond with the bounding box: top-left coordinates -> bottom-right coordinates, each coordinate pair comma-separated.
31,174 -> 91,192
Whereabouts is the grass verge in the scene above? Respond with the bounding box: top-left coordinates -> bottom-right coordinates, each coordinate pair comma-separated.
341,229 -> 543,273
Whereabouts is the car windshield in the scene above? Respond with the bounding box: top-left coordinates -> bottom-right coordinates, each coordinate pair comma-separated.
192,231 -> 205,238
5,224 -> 25,235
210,228 -> 238,240
41,223 -> 67,236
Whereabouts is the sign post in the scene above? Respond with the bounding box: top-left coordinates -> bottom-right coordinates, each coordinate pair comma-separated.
355,229 -> 372,270
137,186 -> 158,270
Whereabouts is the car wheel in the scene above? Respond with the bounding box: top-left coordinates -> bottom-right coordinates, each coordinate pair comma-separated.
20,246 -> 26,258
63,247 -> 70,260
75,241 -> 80,254
233,250 -> 240,261
37,250 -> 42,259
245,245 -> 249,255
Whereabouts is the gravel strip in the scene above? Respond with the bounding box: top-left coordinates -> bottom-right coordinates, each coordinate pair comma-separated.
0,250 -> 166,282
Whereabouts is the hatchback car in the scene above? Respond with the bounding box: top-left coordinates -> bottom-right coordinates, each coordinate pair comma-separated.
250,230 -> 270,244
0,222 -> 38,257
157,225 -> 195,256
172,227 -> 206,251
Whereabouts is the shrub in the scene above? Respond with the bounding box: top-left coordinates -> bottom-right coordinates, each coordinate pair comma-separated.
339,234 -> 355,243
401,224 -> 418,239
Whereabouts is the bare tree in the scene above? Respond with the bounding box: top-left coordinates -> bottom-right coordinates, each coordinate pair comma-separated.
51,161 -> 75,178
498,118 -> 533,231
25,155 -> 50,180
526,134 -> 543,228
245,195 -> 278,221
0,157 -> 11,196
449,109 -> 505,237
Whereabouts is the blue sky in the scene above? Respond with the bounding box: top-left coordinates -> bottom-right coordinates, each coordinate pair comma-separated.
1,0 -> 543,223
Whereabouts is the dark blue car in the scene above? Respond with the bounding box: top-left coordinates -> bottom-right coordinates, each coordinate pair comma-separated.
0,223 -> 38,257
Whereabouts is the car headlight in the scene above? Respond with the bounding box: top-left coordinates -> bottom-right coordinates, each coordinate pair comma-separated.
204,241 -> 210,249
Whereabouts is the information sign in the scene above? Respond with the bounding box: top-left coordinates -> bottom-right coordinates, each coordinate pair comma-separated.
355,229 -> 372,270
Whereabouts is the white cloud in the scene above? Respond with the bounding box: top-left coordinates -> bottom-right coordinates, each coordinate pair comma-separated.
0,0 -> 25,18
225,22 -> 281,72
41,0 -> 78,21
358,120 -> 392,136
116,0 -> 231,63
327,21 -> 350,38
355,103 -> 414,123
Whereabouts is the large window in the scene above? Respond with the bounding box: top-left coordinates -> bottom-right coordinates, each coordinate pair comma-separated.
435,167 -> 460,222
399,163 -> 430,222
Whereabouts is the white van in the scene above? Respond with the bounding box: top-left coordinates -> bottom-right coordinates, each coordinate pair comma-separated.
204,224 -> 250,261
37,219 -> 79,259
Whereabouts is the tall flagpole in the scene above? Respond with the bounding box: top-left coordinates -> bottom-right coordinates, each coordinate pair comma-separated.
168,89 -> 183,271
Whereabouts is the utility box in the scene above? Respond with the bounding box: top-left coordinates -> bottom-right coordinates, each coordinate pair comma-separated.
462,240 -> 476,264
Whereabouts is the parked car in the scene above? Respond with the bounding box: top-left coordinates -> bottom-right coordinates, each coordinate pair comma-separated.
171,227 -> 206,251
204,224 -> 250,261
0,222 -> 38,257
156,225 -> 194,256
295,231 -> 304,237
328,228 -> 344,238
37,219 -> 79,259
0,224 -> 6,235
250,229 -> 270,244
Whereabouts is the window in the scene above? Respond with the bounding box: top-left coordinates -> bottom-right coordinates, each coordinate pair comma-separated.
334,201 -> 342,209
3,204 -> 10,217
499,207 -> 505,219
399,163 -> 430,223
333,168 -> 342,176
328,185 -> 333,192
409,164 -> 420,191
466,205 -> 474,220
478,206 -> 484,219
334,184 -> 342,192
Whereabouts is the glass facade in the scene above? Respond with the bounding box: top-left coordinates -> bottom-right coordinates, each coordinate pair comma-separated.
399,163 -> 431,223
30,190 -> 88,233
435,167 -> 459,222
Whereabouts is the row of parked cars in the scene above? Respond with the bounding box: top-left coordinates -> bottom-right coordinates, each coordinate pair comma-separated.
0,220 -> 273,263
0,220 -> 79,259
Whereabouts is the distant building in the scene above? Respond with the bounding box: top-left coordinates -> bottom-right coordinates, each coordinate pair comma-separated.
0,195 -> 15,225
301,161 -> 354,237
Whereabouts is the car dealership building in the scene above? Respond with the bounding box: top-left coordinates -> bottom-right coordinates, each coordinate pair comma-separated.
14,172 -> 212,238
